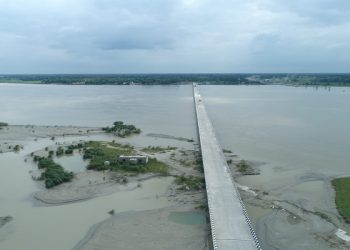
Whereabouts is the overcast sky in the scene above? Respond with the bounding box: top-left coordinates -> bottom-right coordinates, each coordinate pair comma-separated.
0,0 -> 349,73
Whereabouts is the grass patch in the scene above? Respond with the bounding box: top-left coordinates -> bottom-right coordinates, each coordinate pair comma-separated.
141,146 -> 177,154
195,204 -> 208,211
83,141 -> 135,171
236,160 -> 249,173
116,158 -> 169,175
332,177 -> 350,223
144,158 -> 169,175
175,175 -> 204,190
83,141 -> 169,175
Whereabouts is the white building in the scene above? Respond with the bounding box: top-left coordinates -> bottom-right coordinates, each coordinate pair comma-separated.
118,155 -> 148,165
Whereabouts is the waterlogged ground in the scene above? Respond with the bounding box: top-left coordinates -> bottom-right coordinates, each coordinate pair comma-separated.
1,84 -> 350,249
202,85 -> 350,249
0,130 -> 208,250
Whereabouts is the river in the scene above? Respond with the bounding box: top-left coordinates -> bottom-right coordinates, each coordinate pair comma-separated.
1,83 -> 350,249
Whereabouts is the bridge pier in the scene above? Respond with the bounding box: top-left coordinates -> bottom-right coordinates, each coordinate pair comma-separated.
193,84 -> 261,250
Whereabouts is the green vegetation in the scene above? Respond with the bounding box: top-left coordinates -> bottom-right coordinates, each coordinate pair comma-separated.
223,149 -> 232,153
0,74 -> 262,85
102,121 -> 141,137
235,160 -> 259,175
175,175 -> 204,190
141,145 -> 177,154
64,149 -> 73,155
0,122 -> 8,129
83,141 -> 135,170
195,204 -> 208,211
2,73 -> 350,86
48,150 -> 55,158
56,146 -> 64,156
332,177 -> 350,223
83,141 -> 169,175
139,159 -> 168,174
236,160 -> 249,173
36,157 -> 74,188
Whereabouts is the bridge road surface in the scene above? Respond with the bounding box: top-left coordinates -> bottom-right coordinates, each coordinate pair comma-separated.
193,85 -> 260,250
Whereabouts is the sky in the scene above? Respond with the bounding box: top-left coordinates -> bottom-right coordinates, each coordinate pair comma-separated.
0,0 -> 350,73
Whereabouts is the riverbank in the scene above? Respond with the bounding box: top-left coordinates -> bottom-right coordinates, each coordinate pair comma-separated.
73,204 -> 209,250
229,160 -> 350,250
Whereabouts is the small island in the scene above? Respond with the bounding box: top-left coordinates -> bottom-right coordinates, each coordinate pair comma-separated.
0,120 -> 209,250
102,121 -> 141,137
0,122 -> 8,129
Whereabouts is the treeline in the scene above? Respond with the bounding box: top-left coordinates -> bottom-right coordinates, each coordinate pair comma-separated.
288,74 -> 350,86
251,73 -> 350,86
0,74 -> 261,85
0,122 -> 8,129
1,74 -> 350,86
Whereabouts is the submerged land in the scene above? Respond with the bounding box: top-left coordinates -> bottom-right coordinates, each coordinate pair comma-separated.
1,121 -> 350,249
0,122 -> 211,249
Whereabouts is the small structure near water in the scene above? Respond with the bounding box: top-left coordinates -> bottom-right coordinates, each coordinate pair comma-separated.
118,155 -> 148,165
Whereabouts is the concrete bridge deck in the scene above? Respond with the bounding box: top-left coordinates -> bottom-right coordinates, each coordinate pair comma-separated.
193,85 -> 260,250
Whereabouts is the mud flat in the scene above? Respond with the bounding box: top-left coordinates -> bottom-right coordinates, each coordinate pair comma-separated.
74,207 -> 209,250
232,164 -> 350,250
34,171 -> 160,204
0,125 -> 102,153
0,122 -> 209,250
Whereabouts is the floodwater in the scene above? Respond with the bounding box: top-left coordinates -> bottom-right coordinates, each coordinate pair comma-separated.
54,153 -> 88,172
1,83 -> 350,249
201,85 -> 350,249
168,211 -> 207,225
0,84 -> 197,139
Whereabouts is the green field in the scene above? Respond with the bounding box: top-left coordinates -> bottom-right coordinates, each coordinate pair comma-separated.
332,177 -> 350,222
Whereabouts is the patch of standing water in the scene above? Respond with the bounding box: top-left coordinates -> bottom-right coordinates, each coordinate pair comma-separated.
0,169 -> 175,250
54,153 -> 88,172
168,211 -> 207,225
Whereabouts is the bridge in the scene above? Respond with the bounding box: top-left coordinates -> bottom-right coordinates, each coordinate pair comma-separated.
193,84 -> 261,250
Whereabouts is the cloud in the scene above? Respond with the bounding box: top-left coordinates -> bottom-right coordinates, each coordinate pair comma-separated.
0,0 -> 349,73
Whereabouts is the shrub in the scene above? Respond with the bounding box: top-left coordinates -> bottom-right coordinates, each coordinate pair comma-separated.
36,157 -> 74,188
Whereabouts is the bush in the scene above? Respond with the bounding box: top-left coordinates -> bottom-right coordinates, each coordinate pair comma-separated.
237,160 -> 249,172
175,175 -> 204,190
65,149 -> 73,155
56,146 -> 64,156
102,121 -> 141,137
38,157 -> 55,169
36,157 -> 74,188
0,122 -> 8,128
